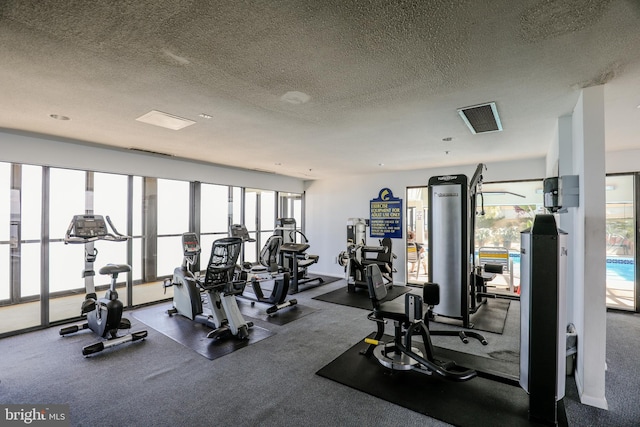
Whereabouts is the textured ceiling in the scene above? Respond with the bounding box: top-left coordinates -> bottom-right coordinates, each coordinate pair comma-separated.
1,0 -> 639,179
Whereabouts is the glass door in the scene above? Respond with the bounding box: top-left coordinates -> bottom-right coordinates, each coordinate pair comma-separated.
278,192 -> 302,225
243,189 -> 276,263
605,174 -> 636,311
475,180 -> 544,295
406,186 -> 428,284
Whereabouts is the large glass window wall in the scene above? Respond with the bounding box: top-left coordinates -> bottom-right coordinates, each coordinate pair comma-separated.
0,160 -> 303,337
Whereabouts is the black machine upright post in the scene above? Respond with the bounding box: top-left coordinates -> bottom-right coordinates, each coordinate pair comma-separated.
520,214 -> 567,425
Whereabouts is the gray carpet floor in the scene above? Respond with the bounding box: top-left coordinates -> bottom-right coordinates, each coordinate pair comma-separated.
0,277 -> 637,426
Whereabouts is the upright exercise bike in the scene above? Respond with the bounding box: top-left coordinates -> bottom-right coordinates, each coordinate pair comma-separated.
59,214 -> 147,356
164,233 -> 253,340
229,224 -> 297,315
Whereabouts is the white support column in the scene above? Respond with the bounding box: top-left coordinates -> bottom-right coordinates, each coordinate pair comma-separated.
570,86 -> 608,409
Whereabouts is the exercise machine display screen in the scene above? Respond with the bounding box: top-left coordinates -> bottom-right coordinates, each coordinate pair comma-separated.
182,233 -> 201,255
71,215 -> 108,238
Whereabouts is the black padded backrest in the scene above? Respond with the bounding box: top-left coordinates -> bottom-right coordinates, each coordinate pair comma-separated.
204,237 -> 243,286
423,282 -> 440,306
484,263 -> 504,274
366,264 -> 388,306
259,235 -> 282,271
376,237 -> 393,263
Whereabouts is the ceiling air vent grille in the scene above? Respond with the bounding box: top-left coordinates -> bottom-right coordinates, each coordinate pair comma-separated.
457,102 -> 502,134
128,147 -> 173,157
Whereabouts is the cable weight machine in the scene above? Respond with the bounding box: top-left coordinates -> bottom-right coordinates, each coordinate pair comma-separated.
427,163 -> 487,328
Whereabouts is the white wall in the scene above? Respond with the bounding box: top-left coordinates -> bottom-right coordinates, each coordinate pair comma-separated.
304,158 -> 546,280
546,121 -> 560,177
0,129 -> 305,193
606,149 -> 640,174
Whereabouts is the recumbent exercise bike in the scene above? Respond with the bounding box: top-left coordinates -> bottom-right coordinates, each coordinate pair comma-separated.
164,233 -> 253,340
229,224 -> 297,315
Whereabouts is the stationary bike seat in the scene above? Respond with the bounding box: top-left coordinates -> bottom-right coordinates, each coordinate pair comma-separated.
99,264 -> 131,275
280,243 -> 310,253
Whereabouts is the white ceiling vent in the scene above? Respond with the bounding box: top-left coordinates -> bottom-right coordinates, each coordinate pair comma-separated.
457,102 -> 503,134
128,147 -> 173,157
135,110 -> 195,130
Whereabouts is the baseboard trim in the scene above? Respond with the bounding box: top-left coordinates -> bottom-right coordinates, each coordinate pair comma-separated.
575,373 -> 608,410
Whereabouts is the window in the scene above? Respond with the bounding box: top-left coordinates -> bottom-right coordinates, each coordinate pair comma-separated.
200,183 -> 230,260
93,172 -> 129,290
156,179 -> 190,277
605,175 -> 636,311
0,162 -> 10,301
19,165 -> 42,298
49,168 -> 86,294
475,180 -> 544,292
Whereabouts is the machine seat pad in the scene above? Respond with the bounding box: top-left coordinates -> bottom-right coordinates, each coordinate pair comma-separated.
297,259 -> 318,268
374,301 -> 409,323
280,243 -> 310,253
99,263 -> 131,275
199,282 -> 226,291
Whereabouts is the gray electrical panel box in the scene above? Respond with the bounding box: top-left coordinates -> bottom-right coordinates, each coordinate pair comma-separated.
559,175 -> 579,209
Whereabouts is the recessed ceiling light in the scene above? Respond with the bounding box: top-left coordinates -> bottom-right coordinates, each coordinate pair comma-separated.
136,110 -> 195,130
199,113 -> 213,119
50,114 -> 70,120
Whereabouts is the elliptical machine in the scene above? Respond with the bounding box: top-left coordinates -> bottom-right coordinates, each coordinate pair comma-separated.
164,233 -> 253,340
229,224 -> 297,315
59,214 -> 147,356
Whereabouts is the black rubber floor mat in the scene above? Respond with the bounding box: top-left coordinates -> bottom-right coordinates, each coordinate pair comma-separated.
431,299 -> 511,334
313,285 -> 410,310
236,297 -> 319,326
133,304 -> 274,360
316,334 -> 567,427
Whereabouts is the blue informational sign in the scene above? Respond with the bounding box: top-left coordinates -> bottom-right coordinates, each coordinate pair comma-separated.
370,188 -> 403,238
